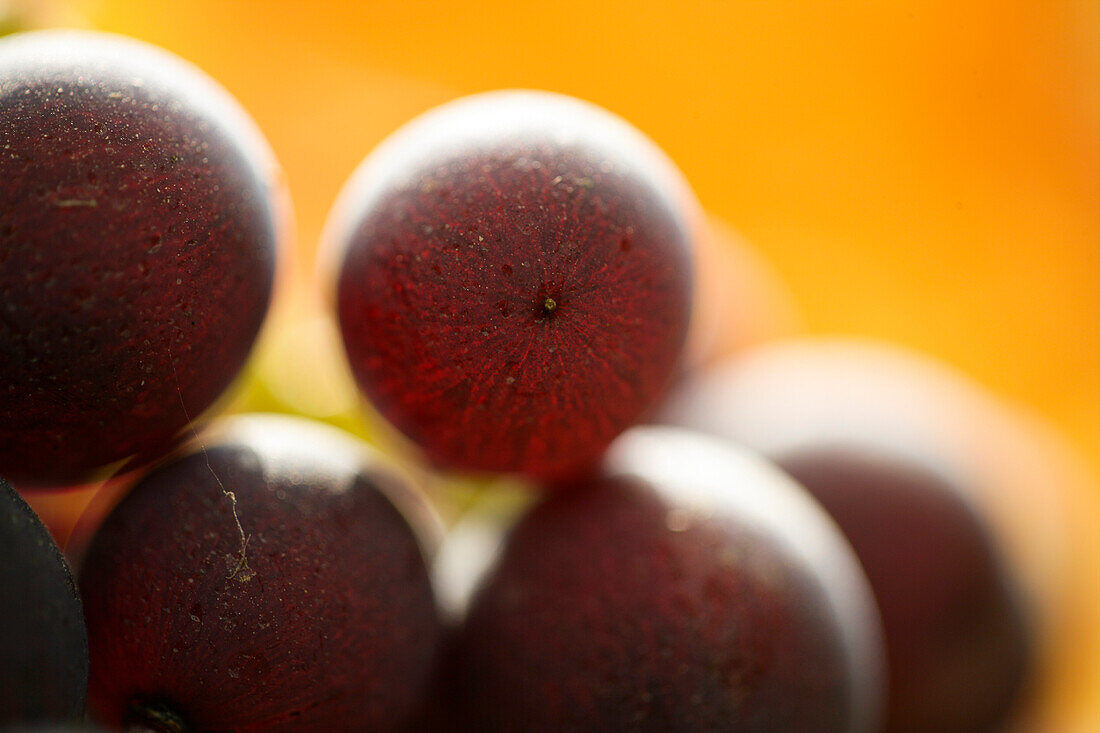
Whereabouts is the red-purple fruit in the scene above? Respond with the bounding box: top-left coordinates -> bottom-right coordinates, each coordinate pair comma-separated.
0,30 -> 287,488
660,339 -> 1035,732
0,477 -> 88,724
78,414 -> 442,732
324,90 -> 697,479
450,426 -> 885,732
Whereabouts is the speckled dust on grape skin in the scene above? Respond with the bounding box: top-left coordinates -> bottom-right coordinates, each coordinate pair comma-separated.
336,142 -> 692,479
455,478 -> 851,732
78,441 -> 442,733
0,51 -> 276,486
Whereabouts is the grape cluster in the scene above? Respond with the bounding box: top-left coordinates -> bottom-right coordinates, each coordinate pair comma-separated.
1,30 -> 1041,733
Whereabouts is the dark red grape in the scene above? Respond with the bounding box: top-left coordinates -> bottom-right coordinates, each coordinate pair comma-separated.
0,30 -> 287,487
660,340 -> 1035,732
325,90 -> 697,479
449,427 -> 885,732
78,414 -> 443,732
779,449 -> 1032,733
0,477 -> 88,724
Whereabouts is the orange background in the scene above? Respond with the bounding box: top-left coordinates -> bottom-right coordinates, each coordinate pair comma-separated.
73,0 -> 1099,458
19,0 -> 1100,728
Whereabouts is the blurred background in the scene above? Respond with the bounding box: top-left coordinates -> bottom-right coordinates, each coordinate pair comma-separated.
8,0 -> 1098,728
